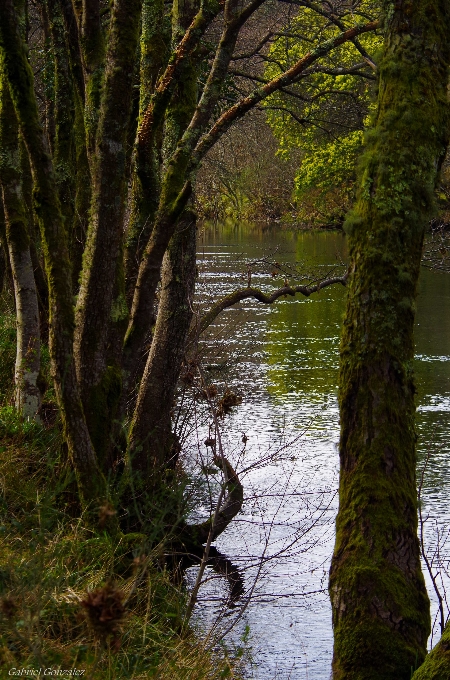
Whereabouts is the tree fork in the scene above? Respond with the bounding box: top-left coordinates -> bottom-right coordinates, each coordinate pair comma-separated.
329,0 -> 450,677
122,0 -> 265,379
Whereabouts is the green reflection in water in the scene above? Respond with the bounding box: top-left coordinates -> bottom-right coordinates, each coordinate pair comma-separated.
265,231 -> 347,403
200,224 -> 450,490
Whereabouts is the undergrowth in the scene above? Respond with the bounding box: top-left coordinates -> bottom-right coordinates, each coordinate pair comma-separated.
0,292 -> 241,679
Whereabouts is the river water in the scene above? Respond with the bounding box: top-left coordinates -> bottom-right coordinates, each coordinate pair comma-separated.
184,224 -> 450,679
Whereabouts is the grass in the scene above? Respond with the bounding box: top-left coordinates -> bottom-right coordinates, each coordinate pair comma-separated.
0,291 -> 242,680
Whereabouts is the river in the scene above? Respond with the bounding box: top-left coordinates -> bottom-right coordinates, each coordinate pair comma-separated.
184,224 -> 450,679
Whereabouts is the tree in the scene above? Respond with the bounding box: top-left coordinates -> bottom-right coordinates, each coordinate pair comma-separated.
329,0 -> 450,677
264,0 -> 381,226
0,0 -> 377,542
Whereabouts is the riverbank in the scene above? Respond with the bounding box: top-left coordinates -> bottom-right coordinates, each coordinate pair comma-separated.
0,295 -> 241,680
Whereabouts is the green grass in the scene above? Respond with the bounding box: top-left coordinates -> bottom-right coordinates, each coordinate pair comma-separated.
0,291 -> 242,680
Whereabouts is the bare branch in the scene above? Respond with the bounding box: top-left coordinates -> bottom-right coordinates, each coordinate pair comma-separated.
193,20 -> 379,163
231,30 -> 274,60
277,0 -> 378,67
198,272 -> 348,335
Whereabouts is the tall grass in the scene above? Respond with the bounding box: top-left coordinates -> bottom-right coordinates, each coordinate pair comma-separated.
0,291 -> 241,679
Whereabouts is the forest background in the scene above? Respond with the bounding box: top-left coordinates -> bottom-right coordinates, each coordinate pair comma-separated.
0,0 -> 449,678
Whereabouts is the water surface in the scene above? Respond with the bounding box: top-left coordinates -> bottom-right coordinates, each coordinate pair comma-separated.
185,224 -> 450,679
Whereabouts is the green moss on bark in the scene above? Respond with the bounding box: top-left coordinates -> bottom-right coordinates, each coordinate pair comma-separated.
412,623 -> 450,679
124,0 -> 170,304
329,0 -> 450,678
74,0 -> 142,449
0,0 -> 106,506
85,364 -> 122,470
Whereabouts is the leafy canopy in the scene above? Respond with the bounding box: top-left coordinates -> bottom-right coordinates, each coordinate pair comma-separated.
264,3 -> 382,224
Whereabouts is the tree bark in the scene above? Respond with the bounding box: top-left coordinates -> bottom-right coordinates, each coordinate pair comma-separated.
47,0 -> 78,279
73,0 -> 142,466
123,0 -> 170,307
127,211 -> 197,477
412,622 -> 450,679
0,68 -> 41,419
329,0 -> 450,677
0,0 -> 105,505
20,137 -> 49,342
126,0 -> 199,480
80,0 -> 104,162
57,0 -> 91,286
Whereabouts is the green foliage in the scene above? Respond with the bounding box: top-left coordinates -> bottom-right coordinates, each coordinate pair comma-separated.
264,5 -> 382,224
293,131 -> 364,224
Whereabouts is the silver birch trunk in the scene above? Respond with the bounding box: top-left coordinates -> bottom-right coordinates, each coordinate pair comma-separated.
0,63 -> 41,420
8,236 -> 41,418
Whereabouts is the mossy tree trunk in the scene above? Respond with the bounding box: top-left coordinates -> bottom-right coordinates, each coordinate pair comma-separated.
79,0 -> 104,163
58,0 -> 91,286
73,0 -> 142,467
329,0 -> 450,677
412,622 -> 450,679
0,0 -> 106,506
123,0 -> 170,308
126,0 -> 199,482
39,3 -> 56,157
19,138 -> 49,341
46,0 -> 78,279
127,211 -> 197,479
0,64 -> 41,420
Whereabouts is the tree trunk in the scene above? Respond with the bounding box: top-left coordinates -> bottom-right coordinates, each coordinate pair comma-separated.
20,137 -> 49,342
58,0 -> 91,287
73,0 -> 142,466
47,0 -> 77,274
123,0 -> 170,307
127,211 -> 197,477
412,622 -> 450,679
0,202 -> 12,298
126,0 -> 199,481
0,62 -> 41,420
329,0 -> 450,677
80,0 -> 104,163
0,0 -> 106,506
39,4 -> 56,157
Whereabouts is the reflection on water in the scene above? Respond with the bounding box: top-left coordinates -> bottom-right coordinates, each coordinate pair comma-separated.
187,224 -> 450,679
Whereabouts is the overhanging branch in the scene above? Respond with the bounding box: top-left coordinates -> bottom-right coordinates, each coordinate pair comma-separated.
197,272 -> 348,335
192,20 -> 379,163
